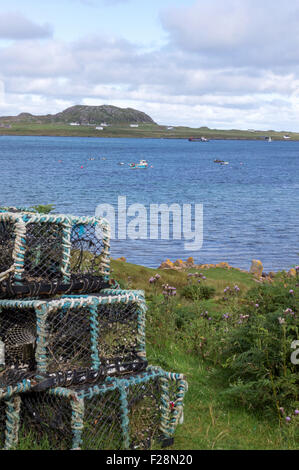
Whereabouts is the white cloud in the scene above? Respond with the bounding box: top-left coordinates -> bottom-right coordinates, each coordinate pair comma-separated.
0,12 -> 52,40
160,0 -> 299,68
1,2 -> 299,130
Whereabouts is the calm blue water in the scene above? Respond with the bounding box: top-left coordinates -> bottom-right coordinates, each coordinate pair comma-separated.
0,135 -> 298,271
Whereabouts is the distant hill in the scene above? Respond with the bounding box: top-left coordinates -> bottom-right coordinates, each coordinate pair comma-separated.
0,105 -> 156,125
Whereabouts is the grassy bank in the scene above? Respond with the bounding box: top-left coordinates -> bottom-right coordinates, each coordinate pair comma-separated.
111,260 -> 299,450
15,259 -> 298,450
1,122 -> 299,140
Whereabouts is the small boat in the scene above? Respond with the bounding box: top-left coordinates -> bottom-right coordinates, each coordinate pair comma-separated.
189,137 -> 209,142
118,162 -> 125,166
129,160 -> 149,169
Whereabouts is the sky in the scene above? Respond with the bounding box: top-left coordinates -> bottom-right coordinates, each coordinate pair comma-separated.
1,0 -> 299,130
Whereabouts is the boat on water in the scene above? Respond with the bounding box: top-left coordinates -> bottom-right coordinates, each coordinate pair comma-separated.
189,137 -> 209,142
214,159 -> 229,165
129,159 -> 149,169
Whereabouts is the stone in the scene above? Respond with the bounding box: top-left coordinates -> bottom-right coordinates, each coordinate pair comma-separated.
250,260 -> 263,277
159,259 -> 174,269
216,262 -> 230,269
174,259 -> 185,268
288,268 -> 297,278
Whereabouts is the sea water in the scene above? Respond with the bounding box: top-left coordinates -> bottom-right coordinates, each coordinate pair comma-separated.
0,135 -> 298,271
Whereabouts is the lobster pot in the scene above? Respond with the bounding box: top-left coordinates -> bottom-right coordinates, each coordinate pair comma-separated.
0,297 -> 99,375
18,368 -> 187,450
0,293 -> 147,376
0,211 -> 111,298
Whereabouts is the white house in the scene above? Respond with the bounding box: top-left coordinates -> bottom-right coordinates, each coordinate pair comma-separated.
95,126 -> 104,130
130,124 -> 139,128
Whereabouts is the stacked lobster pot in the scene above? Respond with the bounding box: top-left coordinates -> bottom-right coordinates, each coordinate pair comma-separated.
0,207 -> 187,450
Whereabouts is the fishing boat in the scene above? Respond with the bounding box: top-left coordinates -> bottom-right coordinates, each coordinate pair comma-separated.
188,137 -> 209,142
214,159 -> 229,165
129,160 -> 149,169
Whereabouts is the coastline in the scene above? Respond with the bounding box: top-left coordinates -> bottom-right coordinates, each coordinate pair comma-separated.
1,123 -> 299,141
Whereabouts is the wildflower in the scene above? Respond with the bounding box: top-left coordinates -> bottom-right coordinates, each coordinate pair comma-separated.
255,304 -> 259,308
234,285 -> 240,292
294,410 -> 299,416
278,317 -> 286,325
155,274 -> 161,280
279,407 -> 285,415
284,308 -> 295,316
289,289 -> 294,295
285,417 -> 291,423
149,277 -> 156,284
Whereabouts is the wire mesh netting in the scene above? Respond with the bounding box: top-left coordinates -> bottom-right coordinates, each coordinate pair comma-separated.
17,368 -> 186,450
96,299 -> 146,368
0,212 -> 111,298
0,307 -> 36,372
0,294 -> 147,377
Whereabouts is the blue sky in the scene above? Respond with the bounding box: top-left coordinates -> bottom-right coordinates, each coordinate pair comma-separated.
1,0 -> 299,130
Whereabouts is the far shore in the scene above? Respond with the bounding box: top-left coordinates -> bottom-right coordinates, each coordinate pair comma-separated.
1,122 -> 299,141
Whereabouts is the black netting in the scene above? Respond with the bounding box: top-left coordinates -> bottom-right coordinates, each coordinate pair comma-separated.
97,301 -> 143,367
45,306 -> 95,373
71,224 -> 104,275
18,373 -> 165,450
19,392 -> 73,450
127,377 -> 161,450
24,223 -> 64,282
0,307 -> 36,371
0,218 -> 110,299
81,387 -> 123,450
0,220 -> 15,274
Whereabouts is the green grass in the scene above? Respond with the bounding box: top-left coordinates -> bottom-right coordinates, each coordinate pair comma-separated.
110,260 -> 298,450
15,259 -> 298,450
2,122 -> 299,140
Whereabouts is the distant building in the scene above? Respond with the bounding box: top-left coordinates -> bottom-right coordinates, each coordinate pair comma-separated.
69,122 -> 80,126
167,126 -> 174,130
100,122 -> 108,127
130,124 -> 139,128
95,126 -> 104,130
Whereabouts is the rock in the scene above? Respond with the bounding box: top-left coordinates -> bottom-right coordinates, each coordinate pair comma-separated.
159,259 -> 175,269
174,259 -> 186,268
288,268 -> 297,278
216,262 -> 230,269
250,260 -> 263,277
186,257 -> 195,266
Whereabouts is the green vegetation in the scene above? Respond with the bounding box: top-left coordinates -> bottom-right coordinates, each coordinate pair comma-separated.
1,121 -> 299,140
111,260 -> 299,449
1,109 -> 299,140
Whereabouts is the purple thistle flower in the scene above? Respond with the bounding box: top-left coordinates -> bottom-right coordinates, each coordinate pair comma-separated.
294,410 -> 299,416
279,407 -> 285,415
289,289 -> 294,295
149,277 -> 156,284
285,416 -> 291,423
